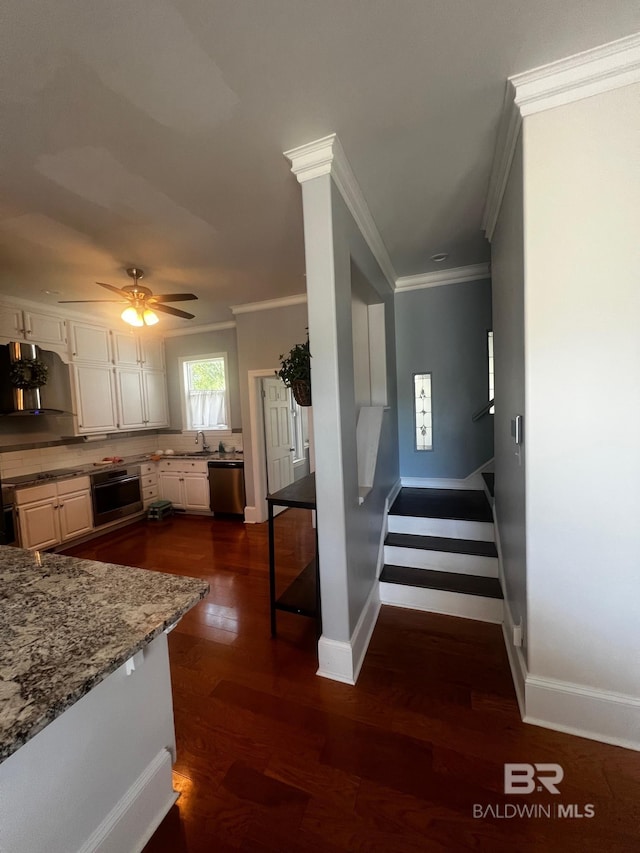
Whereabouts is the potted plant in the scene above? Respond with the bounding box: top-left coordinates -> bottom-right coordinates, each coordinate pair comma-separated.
276,337 -> 312,406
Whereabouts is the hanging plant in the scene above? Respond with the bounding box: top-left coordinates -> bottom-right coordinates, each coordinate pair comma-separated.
9,358 -> 49,390
276,336 -> 312,406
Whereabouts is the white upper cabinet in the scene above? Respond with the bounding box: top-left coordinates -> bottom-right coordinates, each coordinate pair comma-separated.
68,322 -> 112,364
0,304 -> 66,349
140,336 -> 164,370
112,331 -> 140,367
115,368 -> 146,429
142,370 -> 169,427
71,364 -> 118,433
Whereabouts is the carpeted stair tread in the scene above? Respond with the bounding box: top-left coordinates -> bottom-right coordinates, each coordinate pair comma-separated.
482,473 -> 495,497
380,564 -> 503,599
385,532 -> 497,558
389,488 -> 493,522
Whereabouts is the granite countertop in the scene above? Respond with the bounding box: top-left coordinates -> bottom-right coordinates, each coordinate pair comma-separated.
0,546 -> 208,763
4,451 -> 243,489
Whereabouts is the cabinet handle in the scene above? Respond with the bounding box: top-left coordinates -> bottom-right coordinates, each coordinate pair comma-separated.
72,352 -> 77,357
59,504 -> 64,508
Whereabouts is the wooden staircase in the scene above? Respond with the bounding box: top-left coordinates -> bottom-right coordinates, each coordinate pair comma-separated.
379,486 -> 503,623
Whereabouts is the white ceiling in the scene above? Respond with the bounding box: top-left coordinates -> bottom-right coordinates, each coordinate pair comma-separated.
0,1 -> 637,328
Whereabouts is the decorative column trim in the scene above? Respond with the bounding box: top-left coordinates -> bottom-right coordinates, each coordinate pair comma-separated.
284,134 -> 396,291
483,32 -> 640,241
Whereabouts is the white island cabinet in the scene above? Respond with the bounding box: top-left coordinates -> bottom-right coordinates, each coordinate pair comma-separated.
0,548 -> 207,853
16,477 -> 93,550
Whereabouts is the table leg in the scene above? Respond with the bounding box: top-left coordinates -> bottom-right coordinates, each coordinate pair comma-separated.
268,502 -> 276,637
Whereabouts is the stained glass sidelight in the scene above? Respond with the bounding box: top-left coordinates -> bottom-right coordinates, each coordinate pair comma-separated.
414,372 -> 432,451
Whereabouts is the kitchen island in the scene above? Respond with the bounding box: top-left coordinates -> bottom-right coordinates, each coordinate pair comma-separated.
0,546 -> 208,853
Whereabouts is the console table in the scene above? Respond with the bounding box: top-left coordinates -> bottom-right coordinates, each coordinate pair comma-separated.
266,472 -> 320,636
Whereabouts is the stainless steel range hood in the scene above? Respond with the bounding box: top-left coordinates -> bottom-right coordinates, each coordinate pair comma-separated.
0,342 -> 75,416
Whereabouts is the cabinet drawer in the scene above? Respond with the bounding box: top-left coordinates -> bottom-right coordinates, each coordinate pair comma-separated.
16,483 -> 57,505
57,476 -> 90,495
140,462 -> 157,476
143,485 -> 159,502
141,474 -> 158,490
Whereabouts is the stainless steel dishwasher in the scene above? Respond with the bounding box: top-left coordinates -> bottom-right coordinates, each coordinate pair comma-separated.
207,460 -> 246,517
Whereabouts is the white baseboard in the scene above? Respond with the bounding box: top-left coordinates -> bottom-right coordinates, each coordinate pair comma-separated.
388,515 -> 495,542
317,582 -> 381,685
387,477 -> 402,507
384,545 -> 498,577
79,749 -> 177,853
379,582 -> 503,623
400,458 -> 494,491
243,505 -> 262,524
524,676 -> 640,752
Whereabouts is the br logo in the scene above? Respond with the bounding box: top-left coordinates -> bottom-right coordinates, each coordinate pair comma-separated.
504,763 -> 564,795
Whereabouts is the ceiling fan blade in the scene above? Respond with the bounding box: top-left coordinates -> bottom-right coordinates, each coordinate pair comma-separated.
153,303 -> 196,320
58,299 -> 128,304
148,293 -> 198,303
97,281 -> 132,298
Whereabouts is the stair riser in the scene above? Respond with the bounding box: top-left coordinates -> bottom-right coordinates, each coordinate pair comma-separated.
383,546 -> 498,578
379,582 -> 503,623
388,515 -> 495,542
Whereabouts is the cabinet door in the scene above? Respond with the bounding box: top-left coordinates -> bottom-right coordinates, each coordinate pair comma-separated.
115,368 -> 146,429
69,322 -> 112,364
141,336 -> 164,370
72,364 -> 117,433
143,370 -> 169,427
59,491 -> 93,541
24,312 -> 67,346
159,472 -> 184,508
18,499 -> 60,550
182,473 -> 210,511
112,331 -> 141,367
0,305 -> 23,339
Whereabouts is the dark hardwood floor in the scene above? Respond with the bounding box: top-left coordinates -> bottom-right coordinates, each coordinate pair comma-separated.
63,514 -> 639,852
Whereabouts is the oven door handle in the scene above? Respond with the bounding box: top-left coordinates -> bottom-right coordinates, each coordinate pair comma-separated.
92,475 -> 141,491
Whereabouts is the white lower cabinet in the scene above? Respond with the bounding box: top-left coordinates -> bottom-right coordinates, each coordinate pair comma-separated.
158,460 -> 210,512
140,462 -> 159,509
17,478 -> 93,549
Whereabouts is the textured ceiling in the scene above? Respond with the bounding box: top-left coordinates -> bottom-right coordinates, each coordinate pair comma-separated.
0,1 -> 637,328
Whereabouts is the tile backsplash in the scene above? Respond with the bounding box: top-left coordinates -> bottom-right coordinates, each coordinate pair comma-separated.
0,432 -> 243,478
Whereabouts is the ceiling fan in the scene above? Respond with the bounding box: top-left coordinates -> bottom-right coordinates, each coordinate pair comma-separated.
59,267 -> 198,327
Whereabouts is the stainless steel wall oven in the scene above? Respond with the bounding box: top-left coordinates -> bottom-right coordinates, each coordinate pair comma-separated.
90,466 -> 142,526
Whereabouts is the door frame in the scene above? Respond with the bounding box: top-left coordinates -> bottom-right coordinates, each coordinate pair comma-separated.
246,368 -> 279,523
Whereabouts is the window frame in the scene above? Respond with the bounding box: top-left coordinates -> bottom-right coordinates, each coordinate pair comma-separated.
178,352 -> 232,434
413,371 -> 433,452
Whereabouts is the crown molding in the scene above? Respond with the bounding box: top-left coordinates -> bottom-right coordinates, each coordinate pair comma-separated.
229,293 -> 307,315
284,134 -> 396,291
395,262 -> 491,293
483,32 -> 640,241
162,320 -> 236,338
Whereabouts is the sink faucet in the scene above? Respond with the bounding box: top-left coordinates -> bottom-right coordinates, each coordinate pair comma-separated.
195,431 -> 210,452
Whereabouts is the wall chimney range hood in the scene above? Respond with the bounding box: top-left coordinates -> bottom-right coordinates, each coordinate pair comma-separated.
0,342 -> 75,416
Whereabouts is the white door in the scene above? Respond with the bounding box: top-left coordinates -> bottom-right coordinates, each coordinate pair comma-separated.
262,378 -> 294,497
19,499 -> 60,550
69,322 -> 112,363
59,491 -> 93,541
182,474 -> 210,511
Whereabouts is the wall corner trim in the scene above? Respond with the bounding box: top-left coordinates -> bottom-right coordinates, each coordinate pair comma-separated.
284,134 -> 396,291
317,582 -> 381,685
395,263 -> 491,293
482,31 -> 640,241
229,294 -> 307,315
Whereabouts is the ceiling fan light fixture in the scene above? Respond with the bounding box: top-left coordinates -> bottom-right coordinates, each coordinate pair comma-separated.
143,308 -> 159,326
121,306 -> 144,327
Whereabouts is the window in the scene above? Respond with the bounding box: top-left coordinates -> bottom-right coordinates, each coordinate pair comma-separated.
488,331 -> 495,414
180,354 -> 229,431
414,372 -> 433,451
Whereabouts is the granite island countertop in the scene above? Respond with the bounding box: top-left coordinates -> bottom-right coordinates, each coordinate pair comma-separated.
0,546 -> 208,763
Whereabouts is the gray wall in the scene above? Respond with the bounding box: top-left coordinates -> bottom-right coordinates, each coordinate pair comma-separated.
235,303 -> 309,509
491,132 -> 527,654
395,280 -> 493,479
163,328 -> 241,431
